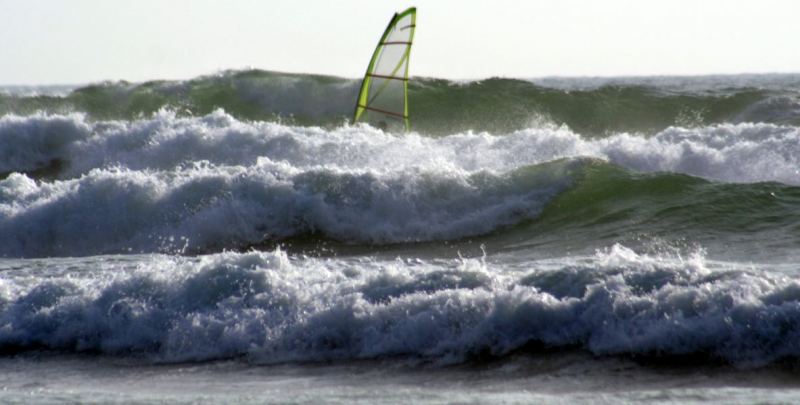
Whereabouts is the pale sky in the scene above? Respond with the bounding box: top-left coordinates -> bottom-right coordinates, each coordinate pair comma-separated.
1,0 -> 799,84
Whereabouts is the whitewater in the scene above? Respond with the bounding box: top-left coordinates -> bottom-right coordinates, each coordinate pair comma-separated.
2,71 -> 800,403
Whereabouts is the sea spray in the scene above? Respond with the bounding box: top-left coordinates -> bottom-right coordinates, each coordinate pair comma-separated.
1,110 -> 799,257
1,245 -> 799,367
2,111 -> 797,184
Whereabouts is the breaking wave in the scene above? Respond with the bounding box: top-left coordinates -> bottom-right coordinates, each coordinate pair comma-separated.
3,70 -> 800,135
1,111 -> 798,257
1,246 -> 799,367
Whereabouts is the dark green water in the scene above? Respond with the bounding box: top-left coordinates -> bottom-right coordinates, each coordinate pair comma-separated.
4,69 -> 800,136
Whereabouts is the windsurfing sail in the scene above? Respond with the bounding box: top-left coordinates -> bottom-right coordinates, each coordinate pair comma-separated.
353,7 -> 416,132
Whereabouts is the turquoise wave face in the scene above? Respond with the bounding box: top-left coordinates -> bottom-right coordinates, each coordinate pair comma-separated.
3,69 -> 800,136
481,161 -> 800,263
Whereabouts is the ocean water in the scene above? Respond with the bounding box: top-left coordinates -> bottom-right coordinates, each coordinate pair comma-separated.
1,70 -> 800,403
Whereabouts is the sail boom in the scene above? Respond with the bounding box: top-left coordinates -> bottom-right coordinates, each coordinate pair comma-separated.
366,73 -> 408,81
357,104 -> 408,119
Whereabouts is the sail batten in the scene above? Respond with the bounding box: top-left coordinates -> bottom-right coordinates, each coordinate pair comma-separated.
353,7 -> 416,132
366,73 -> 408,81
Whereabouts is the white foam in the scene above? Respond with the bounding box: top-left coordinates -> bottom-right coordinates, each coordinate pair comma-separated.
0,159 -> 568,257
0,113 -> 91,173
0,246 -> 797,366
1,111 -> 797,184
1,111 -> 798,256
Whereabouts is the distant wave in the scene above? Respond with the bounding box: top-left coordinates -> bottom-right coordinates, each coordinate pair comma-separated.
2,70 -> 800,135
1,246 -> 799,367
0,84 -> 79,97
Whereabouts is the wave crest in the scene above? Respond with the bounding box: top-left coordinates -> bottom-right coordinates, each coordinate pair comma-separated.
1,246 -> 798,367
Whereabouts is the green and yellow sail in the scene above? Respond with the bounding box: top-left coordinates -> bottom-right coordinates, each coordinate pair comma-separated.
353,7 -> 416,132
